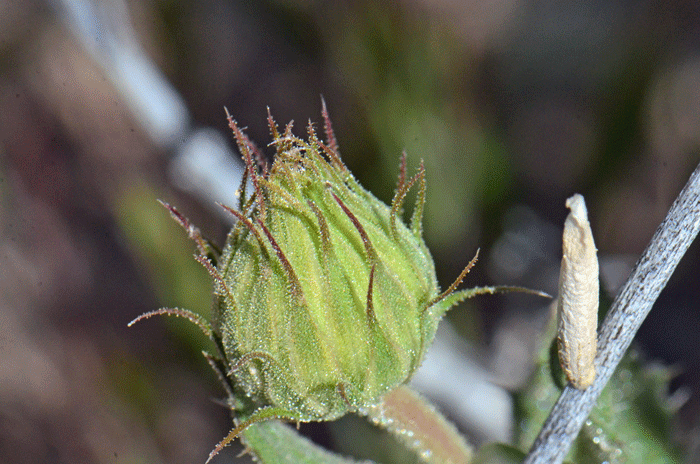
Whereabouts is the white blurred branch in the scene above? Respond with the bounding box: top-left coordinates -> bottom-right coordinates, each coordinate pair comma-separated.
50,0 -> 245,209
411,324 -> 514,443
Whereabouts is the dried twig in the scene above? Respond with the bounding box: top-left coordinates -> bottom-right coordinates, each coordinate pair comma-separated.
523,162 -> 700,464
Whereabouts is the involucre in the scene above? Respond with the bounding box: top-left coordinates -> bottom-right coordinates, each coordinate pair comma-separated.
130,103 -> 526,461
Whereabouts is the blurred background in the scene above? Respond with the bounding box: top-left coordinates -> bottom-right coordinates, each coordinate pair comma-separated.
1,0 -> 700,462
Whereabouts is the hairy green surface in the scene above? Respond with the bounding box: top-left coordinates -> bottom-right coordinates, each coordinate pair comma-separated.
213,110 -> 446,424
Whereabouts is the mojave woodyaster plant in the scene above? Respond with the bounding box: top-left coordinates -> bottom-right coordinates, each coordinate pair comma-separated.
130,101 -> 546,463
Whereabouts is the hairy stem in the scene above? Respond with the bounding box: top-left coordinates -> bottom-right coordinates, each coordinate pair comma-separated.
362,385 -> 473,464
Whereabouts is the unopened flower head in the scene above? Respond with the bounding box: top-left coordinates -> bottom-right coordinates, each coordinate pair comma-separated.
215,105 -> 451,422
128,102 -> 523,460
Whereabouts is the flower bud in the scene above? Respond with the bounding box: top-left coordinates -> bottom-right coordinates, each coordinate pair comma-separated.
130,103 -> 532,460
214,106 -> 449,423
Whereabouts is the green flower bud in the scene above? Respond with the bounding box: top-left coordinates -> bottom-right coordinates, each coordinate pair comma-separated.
130,102 -> 541,461
211,105 -> 474,427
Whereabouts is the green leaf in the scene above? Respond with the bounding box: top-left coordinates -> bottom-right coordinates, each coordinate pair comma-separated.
241,420 -> 376,464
